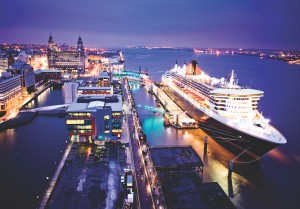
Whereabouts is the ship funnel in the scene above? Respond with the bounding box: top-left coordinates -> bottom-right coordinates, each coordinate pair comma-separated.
191,60 -> 198,75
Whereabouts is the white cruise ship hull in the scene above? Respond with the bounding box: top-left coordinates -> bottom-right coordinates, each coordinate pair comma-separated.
162,75 -> 284,159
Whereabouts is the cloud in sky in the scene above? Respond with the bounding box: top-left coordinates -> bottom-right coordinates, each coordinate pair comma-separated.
1,0 -> 300,48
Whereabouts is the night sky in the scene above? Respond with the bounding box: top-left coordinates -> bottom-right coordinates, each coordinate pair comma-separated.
1,0 -> 300,49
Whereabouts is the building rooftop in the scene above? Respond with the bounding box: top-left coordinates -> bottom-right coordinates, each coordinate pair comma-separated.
98,71 -> 110,78
0,74 -> 20,83
34,69 -> 43,75
45,143 -> 126,209
105,101 -> 123,112
67,95 -> 122,112
158,172 -> 236,209
78,86 -> 113,90
149,146 -> 235,209
12,61 -> 31,68
77,95 -> 120,103
150,146 -> 203,170
38,69 -> 61,73
66,103 -> 89,112
88,101 -> 105,109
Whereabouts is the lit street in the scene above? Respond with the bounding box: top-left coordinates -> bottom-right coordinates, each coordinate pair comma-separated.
122,78 -> 155,209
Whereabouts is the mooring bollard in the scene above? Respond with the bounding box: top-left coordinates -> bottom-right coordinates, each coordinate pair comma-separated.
204,135 -> 208,153
228,160 -> 234,178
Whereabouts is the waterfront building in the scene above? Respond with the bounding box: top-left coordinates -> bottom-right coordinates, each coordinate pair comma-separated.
8,61 -> 35,94
65,94 -> 123,142
64,81 -> 114,104
100,51 -> 124,72
0,72 -> 22,111
34,69 -> 62,87
87,50 -> 124,72
0,53 -> 8,73
34,70 -> 43,87
47,34 -> 85,75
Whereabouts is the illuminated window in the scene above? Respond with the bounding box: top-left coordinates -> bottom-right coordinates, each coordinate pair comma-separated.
104,115 -> 110,120
112,112 -> 121,116
66,120 -> 85,124
112,129 -> 122,132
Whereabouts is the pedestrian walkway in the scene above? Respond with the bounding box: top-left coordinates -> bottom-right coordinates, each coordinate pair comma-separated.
37,142 -> 73,209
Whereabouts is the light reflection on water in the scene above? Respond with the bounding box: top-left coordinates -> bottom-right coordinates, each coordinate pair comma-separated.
0,86 -> 67,209
124,48 -> 300,209
24,87 -> 55,109
132,84 -> 272,209
0,129 -> 16,151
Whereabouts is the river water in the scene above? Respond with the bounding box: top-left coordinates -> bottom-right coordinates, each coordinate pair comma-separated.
124,48 -> 300,209
0,48 -> 299,209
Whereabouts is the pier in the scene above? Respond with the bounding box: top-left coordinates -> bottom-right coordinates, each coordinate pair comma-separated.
148,83 -> 198,128
123,78 -> 167,209
149,146 -> 235,209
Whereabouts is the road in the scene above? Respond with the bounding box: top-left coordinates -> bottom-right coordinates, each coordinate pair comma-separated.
122,79 -> 155,209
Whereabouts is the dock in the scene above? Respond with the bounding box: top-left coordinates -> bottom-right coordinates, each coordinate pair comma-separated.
150,145 -> 204,175
149,84 -> 198,128
149,146 -> 236,209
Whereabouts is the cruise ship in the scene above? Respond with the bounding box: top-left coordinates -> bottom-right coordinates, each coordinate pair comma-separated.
162,60 -> 287,158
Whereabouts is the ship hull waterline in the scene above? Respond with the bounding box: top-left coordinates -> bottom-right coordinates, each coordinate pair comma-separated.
198,117 -> 279,160
162,85 -> 279,160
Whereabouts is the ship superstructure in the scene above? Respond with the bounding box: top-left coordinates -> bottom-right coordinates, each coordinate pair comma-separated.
162,60 -> 287,157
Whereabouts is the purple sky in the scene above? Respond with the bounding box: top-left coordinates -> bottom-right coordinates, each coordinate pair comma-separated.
1,0 -> 300,49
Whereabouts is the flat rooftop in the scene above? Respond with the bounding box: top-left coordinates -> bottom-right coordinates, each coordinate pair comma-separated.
158,172 -> 236,209
45,142 -> 126,209
150,146 -> 204,170
78,86 -> 113,90
149,146 -> 235,209
0,74 -> 20,83
67,95 -> 123,112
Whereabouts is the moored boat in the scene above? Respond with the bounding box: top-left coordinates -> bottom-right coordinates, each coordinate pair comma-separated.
162,60 -> 287,158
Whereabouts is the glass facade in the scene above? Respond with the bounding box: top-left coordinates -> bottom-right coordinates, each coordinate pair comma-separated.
68,113 -> 91,117
66,119 -> 93,135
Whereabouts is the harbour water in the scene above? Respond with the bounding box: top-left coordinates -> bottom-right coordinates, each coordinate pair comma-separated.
124,48 -> 300,209
0,86 -> 68,209
0,48 -> 299,209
